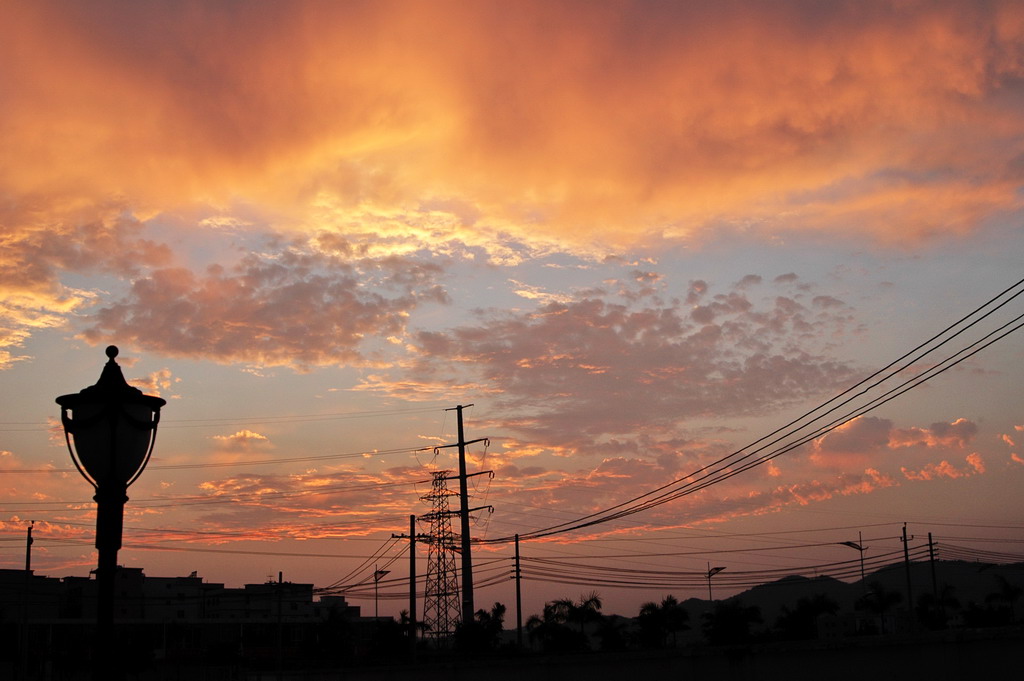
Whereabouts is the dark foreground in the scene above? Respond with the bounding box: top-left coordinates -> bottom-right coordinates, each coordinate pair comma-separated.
87,626 -> 1019,681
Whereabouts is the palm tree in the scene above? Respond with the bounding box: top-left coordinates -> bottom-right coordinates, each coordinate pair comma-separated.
857,581 -> 902,634
526,601 -> 575,652
661,595 -> 689,646
775,594 -> 838,640
567,591 -> 603,637
916,584 -> 959,630
457,601 -> 506,651
637,600 -> 666,648
986,575 -> 1022,623
637,595 -> 689,648
702,600 -> 761,646
526,593 -> 602,652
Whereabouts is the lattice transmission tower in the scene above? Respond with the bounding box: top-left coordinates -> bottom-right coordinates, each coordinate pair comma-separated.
420,470 -> 461,643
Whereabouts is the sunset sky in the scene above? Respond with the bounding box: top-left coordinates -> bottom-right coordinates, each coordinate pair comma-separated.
2,0 -> 1023,620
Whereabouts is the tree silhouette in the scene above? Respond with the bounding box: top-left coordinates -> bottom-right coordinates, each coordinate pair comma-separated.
916,584 -> 959,630
857,581 -> 902,634
637,595 -> 689,649
547,592 -> 603,634
595,615 -> 629,652
702,600 -> 762,646
526,593 -> 602,653
985,575 -> 1022,624
774,593 -> 839,641
456,601 -> 506,652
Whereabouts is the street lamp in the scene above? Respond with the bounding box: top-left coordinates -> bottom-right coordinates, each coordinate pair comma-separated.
56,346 -> 165,679
706,564 -> 726,601
374,567 -> 390,619
839,531 -> 868,587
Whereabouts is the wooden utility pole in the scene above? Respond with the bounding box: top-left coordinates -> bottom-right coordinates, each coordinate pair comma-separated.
515,534 -> 523,648
25,520 -> 33,572
902,523 -> 914,624
276,571 -> 283,681
391,515 -> 427,655
409,515 -> 416,653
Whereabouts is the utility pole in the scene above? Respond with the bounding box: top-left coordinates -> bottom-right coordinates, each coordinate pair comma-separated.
928,531 -> 938,598
276,571 -> 283,681
392,515 -> 430,654
22,521 -> 34,681
25,520 -> 34,572
408,514 -> 416,654
515,534 -> 523,648
434,405 -> 491,628
901,523 -> 914,624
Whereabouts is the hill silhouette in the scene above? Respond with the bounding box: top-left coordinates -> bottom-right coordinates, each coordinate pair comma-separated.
677,559 -> 1024,630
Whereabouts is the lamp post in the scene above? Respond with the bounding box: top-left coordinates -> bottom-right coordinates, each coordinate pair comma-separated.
374,567 -> 390,619
706,564 -> 726,601
839,531 -> 868,588
57,346 -> 165,680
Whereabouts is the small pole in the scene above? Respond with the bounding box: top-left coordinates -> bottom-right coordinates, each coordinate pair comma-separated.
22,521 -> 34,681
858,531 -> 865,584
25,520 -> 34,573
515,534 -> 523,648
276,571 -> 283,681
409,514 -> 417,656
902,523 -> 914,626
928,532 -> 937,600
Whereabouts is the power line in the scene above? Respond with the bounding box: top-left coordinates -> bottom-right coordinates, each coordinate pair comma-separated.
0,405 -> 447,431
0,476 -> 433,509
1,445 -> 431,473
478,277 -> 1024,543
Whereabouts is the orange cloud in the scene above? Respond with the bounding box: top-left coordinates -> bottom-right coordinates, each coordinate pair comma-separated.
889,418 -> 978,449
2,1 -> 1023,363
810,416 -> 893,467
812,416 -> 980,468
1,0 -> 1022,251
128,368 -> 179,398
364,276 -> 860,448
211,430 -> 274,454
80,248 -> 448,370
901,453 -> 986,481
0,201 -> 172,364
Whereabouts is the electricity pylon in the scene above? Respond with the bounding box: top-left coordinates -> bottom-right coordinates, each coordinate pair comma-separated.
420,471 -> 461,642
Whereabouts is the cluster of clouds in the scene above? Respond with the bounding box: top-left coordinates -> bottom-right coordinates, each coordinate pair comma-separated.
359,273 -> 861,448
3,1 -> 1022,243
3,1 -> 1023,364
2,2 -> 1023,549
81,243 -> 448,369
171,413 -> 1003,541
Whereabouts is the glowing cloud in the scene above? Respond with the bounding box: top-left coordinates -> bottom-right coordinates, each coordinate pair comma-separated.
901,453 -> 986,481
212,430 -> 274,454
1,1 -> 1022,251
80,245 -> 448,370
365,276 -> 860,450
812,416 -> 980,469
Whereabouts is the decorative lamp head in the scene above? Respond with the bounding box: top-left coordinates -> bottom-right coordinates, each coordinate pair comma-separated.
56,346 -> 166,490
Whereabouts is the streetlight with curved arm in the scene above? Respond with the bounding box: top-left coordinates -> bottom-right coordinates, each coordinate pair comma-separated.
706,564 -> 726,601
839,531 -> 868,587
56,346 -> 165,680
